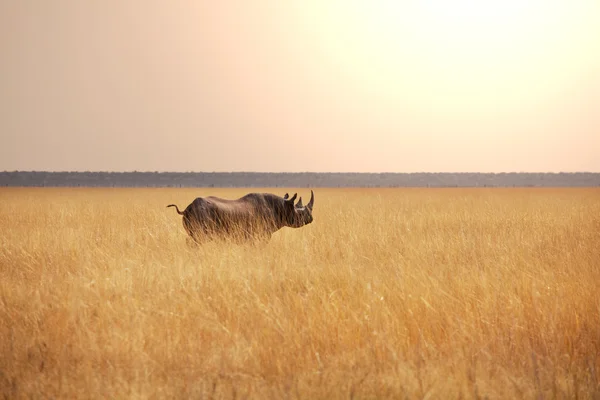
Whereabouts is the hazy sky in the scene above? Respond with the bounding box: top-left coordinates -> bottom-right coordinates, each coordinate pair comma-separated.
1,1 -> 599,172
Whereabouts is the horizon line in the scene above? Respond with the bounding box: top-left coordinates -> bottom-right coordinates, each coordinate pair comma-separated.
2,170 -> 600,174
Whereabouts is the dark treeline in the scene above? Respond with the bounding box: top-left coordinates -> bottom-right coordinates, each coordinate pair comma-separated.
1,171 -> 599,188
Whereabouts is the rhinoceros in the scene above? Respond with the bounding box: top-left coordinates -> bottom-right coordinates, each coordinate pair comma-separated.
167,191 -> 314,243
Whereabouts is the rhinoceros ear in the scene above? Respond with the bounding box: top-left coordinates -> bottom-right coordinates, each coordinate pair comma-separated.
307,190 -> 314,211
295,197 -> 303,208
283,193 -> 289,200
285,193 -> 297,205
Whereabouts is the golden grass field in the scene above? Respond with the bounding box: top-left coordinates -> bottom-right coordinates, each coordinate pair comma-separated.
1,187 -> 599,399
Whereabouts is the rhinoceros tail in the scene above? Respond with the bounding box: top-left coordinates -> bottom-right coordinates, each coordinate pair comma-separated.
167,204 -> 184,215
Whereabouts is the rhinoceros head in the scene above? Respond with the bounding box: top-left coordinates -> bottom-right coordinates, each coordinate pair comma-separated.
282,190 -> 314,228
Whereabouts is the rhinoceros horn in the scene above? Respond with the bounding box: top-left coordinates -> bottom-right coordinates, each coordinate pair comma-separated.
295,197 -> 303,208
306,190 -> 314,211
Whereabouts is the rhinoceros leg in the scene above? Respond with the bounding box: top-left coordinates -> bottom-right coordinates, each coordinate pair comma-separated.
186,226 -> 211,247
186,236 -> 200,248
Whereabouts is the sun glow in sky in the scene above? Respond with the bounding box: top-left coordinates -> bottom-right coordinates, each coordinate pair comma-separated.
1,1 -> 599,172
317,1 -> 596,114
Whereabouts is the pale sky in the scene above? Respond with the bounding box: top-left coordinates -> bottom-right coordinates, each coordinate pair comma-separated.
1,1 -> 599,172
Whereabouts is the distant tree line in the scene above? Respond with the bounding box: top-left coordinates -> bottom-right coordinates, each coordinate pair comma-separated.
1,171 -> 599,188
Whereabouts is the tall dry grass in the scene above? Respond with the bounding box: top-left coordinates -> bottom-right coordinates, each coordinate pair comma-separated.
0,187 -> 599,399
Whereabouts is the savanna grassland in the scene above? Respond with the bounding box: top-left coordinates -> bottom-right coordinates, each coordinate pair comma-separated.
1,187 -> 599,399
